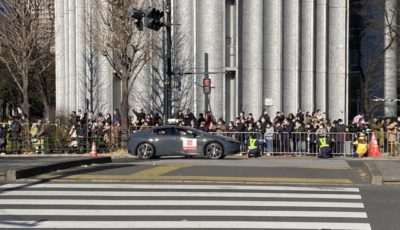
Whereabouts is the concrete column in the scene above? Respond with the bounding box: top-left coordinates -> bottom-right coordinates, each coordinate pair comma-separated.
263,0 -> 282,114
63,0 -> 70,112
55,0 -> 65,113
76,0 -> 86,112
174,0 -> 194,112
239,0 -> 263,116
282,0 -> 300,114
195,0 -> 225,119
315,0 -> 327,112
384,0 -> 397,116
68,0 -> 76,111
300,0 -> 315,112
328,0 -> 347,120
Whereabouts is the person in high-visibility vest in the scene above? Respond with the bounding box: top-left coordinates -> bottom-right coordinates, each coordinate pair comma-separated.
247,134 -> 260,158
317,134 -> 333,158
353,132 -> 368,157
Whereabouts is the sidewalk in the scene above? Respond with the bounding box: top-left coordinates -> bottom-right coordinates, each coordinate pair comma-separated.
1,153 -> 399,185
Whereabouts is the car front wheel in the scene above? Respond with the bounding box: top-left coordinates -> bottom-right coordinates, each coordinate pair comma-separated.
137,143 -> 155,159
205,142 -> 224,159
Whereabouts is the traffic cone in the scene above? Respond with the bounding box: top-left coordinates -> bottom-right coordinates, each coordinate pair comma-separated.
368,133 -> 382,158
90,141 -> 97,158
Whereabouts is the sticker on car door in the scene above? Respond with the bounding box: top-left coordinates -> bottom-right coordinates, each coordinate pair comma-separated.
182,138 -> 197,152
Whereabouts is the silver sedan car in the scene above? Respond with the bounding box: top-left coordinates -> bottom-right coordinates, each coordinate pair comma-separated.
128,125 -> 240,159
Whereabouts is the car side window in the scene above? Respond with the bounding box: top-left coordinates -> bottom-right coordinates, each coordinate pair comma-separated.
152,128 -> 168,135
177,128 -> 196,138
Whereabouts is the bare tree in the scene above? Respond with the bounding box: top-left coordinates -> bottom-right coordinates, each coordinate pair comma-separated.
0,0 -> 54,123
90,0 -> 152,138
355,0 -> 400,116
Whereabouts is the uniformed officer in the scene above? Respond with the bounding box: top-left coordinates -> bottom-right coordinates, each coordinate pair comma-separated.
247,134 -> 261,158
317,134 -> 333,158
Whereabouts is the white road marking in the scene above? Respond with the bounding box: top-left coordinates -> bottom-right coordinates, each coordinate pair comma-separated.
0,221 -> 372,229
0,183 -> 360,192
0,190 -> 362,199
0,209 -> 368,218
0,199 -> 365,208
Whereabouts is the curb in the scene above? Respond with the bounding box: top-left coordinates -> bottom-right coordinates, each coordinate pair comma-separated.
363,161 -> 383,185
4,157 -> 112,182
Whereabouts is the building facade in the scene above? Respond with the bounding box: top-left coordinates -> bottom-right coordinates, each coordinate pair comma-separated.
55,0 -> 398,121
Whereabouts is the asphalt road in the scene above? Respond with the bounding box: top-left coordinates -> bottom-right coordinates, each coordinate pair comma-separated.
0,181 -> 398,230
0,156 -> 398,229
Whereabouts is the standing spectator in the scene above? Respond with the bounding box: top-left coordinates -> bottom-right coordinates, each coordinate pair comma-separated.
296,109 -> 305,123
112,109 -> 121,126
274,111 -> 285,123
189,119 -> 198,129
281,119 -> 292,153
264,122 -> 274,155
226,121 -> 236,137
293,120 -> 305,154
0,124 -> 6,153
197,113 -> 206,126
387,122 -> 398,156
305,122 -> 317,153
216,118 -> 226,133
176,110 -> 184,124
259,109 -> 271,123
205,111 -> 215,126
198,121 -> 209,132
9,118 -> 21,153
184,108 -> 196,126
105,113 -> 112,125
132,108 -> 146,126
352,112 -> 364,125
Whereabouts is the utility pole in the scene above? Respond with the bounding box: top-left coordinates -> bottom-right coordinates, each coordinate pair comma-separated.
163,0 -> 172,124
204,53 -> 210,113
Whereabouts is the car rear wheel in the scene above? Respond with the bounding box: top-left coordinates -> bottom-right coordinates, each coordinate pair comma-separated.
205,142 -> 224,159
137,143 -> 155,159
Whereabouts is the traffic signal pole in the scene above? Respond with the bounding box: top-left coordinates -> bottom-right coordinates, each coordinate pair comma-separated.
163,0 -> 172,124
204,53 -> 210,114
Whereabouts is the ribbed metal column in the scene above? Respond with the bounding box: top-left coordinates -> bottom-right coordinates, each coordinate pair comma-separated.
63,0 -> 70,112
263,0 -> 282,114
55,0 -> 65,112
282,0 -> 300,114
328,0 -> 347,120
68,0 -> 76,111
384,0 -> 398,116
174,0 -> 194,111
300,0 -> 315,112
315,0 -> 327,112
76,0 -> 86,112
239,0 -> 263,116
195,0 -> 225,119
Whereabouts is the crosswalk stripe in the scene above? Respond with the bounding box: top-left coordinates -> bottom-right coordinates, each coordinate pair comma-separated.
0,199 -> 365,208
0,209 -> 368,218
0,221 -> 372,229
0,183 -> 371,230
0,190 -> 362,199
0,183 -> 360,192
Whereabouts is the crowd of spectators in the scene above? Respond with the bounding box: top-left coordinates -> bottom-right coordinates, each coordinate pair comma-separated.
1,106 -> 400,155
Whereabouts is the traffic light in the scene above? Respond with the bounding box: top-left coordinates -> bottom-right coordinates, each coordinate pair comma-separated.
144,7 -> 164,31
128,7 -> 145,30
203,77 -> 211,94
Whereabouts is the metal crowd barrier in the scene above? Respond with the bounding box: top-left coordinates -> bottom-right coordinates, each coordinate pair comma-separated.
0,136 -> 125,154
0,129 -> 395,156
211,131 -> 392,157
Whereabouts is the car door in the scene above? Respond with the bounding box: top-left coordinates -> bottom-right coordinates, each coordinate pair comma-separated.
149,128 -> 177,155
174,127 -> 200,154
